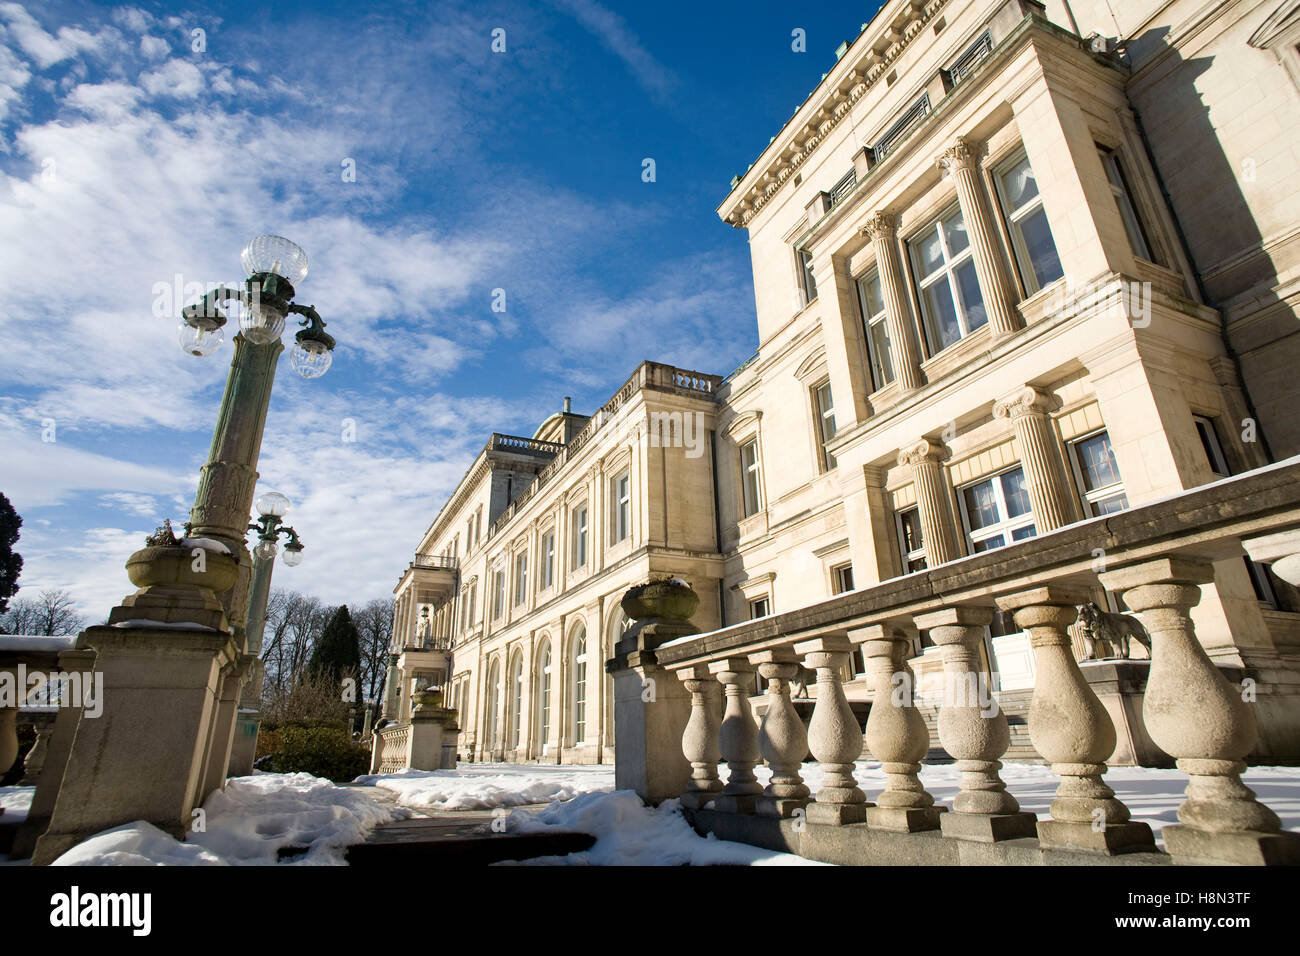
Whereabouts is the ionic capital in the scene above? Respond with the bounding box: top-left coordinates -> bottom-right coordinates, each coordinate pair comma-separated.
993,385 -> 1055,422
897,437 -> 947,468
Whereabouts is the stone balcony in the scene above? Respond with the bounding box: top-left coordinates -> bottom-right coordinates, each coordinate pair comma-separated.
609,456 -> 1300,865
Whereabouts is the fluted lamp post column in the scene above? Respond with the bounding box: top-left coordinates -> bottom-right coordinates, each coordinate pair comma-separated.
228,491 -> 305,777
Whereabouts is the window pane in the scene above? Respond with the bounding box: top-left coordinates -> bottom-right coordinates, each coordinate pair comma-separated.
1093,493 -> 1128,516
972,534 -> 1004,553
943,209 -> 970,256
1000,156 -> 1039,209
861,272 -> 884,317
1000,468 -> 1031,518
917,227 -> 944,276
963,479 -> 1000,530
900,510 -> 924,553
954,260 -> 986,332
1011,524 -> 1037,541
1018,206 -> 1064,288
923,279 -> 962,350
869,318 -> 895,385
1076,432 -> 1122,491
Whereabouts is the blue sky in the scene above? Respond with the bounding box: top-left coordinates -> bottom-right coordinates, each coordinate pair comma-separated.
0,0 -> 884,619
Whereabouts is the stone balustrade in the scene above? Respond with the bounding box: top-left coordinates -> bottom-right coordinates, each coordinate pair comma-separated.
611,457 -> 1300,866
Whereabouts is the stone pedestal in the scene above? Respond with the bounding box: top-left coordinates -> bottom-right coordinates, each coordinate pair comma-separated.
31,624 -> 236,866
610,582 -> 700,805
408,688 -> 459,770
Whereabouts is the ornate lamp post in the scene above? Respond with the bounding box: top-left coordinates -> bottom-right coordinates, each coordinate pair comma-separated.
229,490 -> 304,776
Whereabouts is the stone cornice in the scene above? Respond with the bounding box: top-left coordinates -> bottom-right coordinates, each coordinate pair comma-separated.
718,0 -> 951,230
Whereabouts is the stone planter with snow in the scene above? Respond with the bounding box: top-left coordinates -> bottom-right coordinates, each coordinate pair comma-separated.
108,541 -> 240,633
621,578 -> 699,623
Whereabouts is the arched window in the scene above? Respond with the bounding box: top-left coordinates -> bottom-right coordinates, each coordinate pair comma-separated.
508,653 -> 524,750
536,639 -> 552,754
485,659 -> 500,750
570,625 -> 588,745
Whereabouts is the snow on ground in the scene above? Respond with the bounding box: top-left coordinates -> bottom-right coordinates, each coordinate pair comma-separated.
355,762 -> 615,810
0,785 -> 35,823
503,790 -> 826,866
50,773 -> 405,866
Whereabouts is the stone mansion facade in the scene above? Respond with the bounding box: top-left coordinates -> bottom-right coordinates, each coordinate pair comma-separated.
380,0 -> 1300,765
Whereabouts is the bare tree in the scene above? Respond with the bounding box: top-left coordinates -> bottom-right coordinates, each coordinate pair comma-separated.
354,597 -> 395,704
259,589 -> 330,698
0,588 -> 84,636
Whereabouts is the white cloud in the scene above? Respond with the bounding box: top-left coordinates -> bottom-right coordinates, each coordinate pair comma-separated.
139,35 -> 169,60
550,0 -> 675,100
139,58 -> 203,98
0,3 -> 110,69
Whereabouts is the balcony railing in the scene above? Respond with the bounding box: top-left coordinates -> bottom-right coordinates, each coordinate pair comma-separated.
613,457 -> 1300,866
412,554 -> 458,571
945,30 -> 993,88
489,434 -> 564,457
826,168 -> 858,211
871,93 -> 931,164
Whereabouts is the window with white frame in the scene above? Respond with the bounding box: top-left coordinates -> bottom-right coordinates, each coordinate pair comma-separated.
465,517 -> 474,552
749,596 -> 771,619
909,206 -> 987,354
897,506 -> 927,572
959,467 -> 1036,553
994,152 -> 1064,293
509,654 -> 523,750
740,438 -> 762,516
1068,430 -> 1128,516
540,530 -> 555,590
856,270 -> 895,390
797,248 -> 818,306
513,551 -> 527,606
813,380 -> 838,471
459,587 -> 469,630
467,581 -> 477,627
612,470 -> 631,544
831,563 -> 855,594
492,568 -> 505,619
537,641 -> 552,753
570,628 -> 587,745
1099,147 -> 1155,262
572,503 -> 588,568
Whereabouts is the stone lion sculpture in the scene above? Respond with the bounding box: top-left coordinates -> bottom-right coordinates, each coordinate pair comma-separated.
1076,601 -> 1152,661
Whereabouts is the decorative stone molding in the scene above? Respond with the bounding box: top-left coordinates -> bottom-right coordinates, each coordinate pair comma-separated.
897,437 -> 944,468
934,136 -> 976,173
860,211 -> 896,242
992,385 -> 1055,422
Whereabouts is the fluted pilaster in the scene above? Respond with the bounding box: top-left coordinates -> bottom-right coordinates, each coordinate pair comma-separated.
993,386 -> 1074,532
862,211 -> 923,390
898,439 -> 960,566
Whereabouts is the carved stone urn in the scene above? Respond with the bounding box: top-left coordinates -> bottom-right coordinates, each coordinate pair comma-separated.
108,528 -> 240,632
621,578 -> 700,623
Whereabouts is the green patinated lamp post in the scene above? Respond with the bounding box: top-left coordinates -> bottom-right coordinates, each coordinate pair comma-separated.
181,236 -> 334,644
228,490 -> 304,776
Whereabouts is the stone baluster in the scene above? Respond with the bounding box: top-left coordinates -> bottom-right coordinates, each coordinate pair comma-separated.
913,606 -> 1036,841
1099,558 -> 1300,865
794,635 -> 869,825
675,665 -> 723,810
935,136 -> 1020,336
709,658 -> 762,814
850,623 -> 942,831
996,586 -> 1155,854
1242,529 -> 1300,587
748,649 -> 810,818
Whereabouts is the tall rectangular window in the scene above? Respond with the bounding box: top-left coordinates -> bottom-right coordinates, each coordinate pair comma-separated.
466,582 -> 477,628
1069,430 -> 1128,516
613,470 -> 631,543
995,153 -> 1063,293
749,597 -> 770,619
959,467 -> 1036,553
797,248 -> 818,306
573,504 -> 588,568
740,439 -> 762,517
1099,147 -> 1154,262
466,518 -> 474,552
492,569 -> 505,619
910,206 -> 986,354
831,563 -> 855,594
814,381 -> 837,471
541,530 -> 555,590
514,552 -> 528,606
897,506 -> 927,572
856,270 -> 895,390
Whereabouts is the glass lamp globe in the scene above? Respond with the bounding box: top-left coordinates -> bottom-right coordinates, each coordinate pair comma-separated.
290,338 -> 333,379
282,545 -> 304,567
253,539 -> 278,562
255,491 -> 291,517
178,321 -> 224,356
239,307 -> 285,345
241,235 -> 309,286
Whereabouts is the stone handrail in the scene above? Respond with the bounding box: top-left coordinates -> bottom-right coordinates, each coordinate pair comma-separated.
412,554 -> 458,571
371,723 -> 410,775
0,636 -> 78,782
615,457 -> 1300,865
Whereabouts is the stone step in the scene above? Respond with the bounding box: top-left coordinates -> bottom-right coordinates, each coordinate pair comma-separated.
343,806 -> 595,867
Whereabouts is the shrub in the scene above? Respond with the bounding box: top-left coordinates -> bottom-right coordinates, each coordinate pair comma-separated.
256,724 -> 370,783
